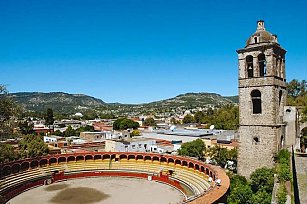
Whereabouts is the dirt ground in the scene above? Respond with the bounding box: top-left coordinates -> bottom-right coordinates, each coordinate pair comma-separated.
8,177 -> 185,204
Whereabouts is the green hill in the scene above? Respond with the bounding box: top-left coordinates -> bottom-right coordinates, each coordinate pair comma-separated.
9,92 -> 238,115
9,92 -> 106,114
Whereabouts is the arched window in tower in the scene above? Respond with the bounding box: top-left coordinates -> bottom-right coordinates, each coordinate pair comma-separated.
258,53 -> 266,77
246,55 -> 253,78
251,90 -> 262,114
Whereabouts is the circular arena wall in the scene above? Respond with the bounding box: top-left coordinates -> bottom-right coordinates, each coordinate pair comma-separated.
0,152 -> 229,204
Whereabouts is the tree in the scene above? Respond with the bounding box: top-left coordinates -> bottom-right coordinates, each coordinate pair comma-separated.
82,109 -> 98,120
287,79 -> 307,107
144,117 -> 156,126
194,111 -> 205,124
207,145 -> 229,167
227,183 -> 253,204
182,114 -> 195,124
64,125 -> 76,137
45,108 -> 54,126
18,120 -> 34,135
178,139 -> 205,158
287,79 -> 301,98
0,143 -> 18,163
113,118 -> 140,130
229,174 -> 248,190
250,167 -> 274,193
0,85 -> 21,140
53,129 -> 63,136
170,117 -> 180,125
210,105 -> 239,130
75,125 -> 94,136
228,148 -> 238,161
228,166 -> 274,204
301,106 -> 307,122
19,134 -> 49,159
130,129 -> 141,136
250,188 -> 272,204
99,113 -> 115,119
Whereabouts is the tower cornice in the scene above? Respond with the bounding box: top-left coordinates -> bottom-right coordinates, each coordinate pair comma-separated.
236,43 -> 286,54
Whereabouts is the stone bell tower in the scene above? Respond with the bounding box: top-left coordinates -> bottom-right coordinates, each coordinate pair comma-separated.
237,20 -> 287,178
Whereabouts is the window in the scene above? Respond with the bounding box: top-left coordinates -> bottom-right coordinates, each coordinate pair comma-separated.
258,53 -> 266,77
246,55 -> 254,78
132,145 -> 135,148
253,137 -> 260,144
254,37 -> 258,43
279,90 -> 282,106
251,90 -> 262,114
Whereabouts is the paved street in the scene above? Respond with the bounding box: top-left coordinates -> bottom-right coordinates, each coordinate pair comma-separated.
296,155 -> 307,204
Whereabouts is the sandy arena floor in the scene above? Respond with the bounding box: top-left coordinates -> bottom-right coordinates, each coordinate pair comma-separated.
8,177 -> 185,204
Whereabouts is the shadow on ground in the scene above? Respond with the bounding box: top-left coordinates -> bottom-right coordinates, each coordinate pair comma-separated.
45,184 -> 69,192
50,187 -> 109,204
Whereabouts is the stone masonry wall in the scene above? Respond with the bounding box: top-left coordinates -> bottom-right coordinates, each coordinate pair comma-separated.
238,125 -> 280,178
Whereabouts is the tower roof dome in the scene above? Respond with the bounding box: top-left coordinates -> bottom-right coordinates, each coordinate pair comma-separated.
246,20 -> 278,46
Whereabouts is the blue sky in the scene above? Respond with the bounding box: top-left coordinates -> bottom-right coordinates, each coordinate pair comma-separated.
1,0 -> 307,104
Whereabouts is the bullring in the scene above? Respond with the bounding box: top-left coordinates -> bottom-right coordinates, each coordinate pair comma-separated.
0,152 -> 229,204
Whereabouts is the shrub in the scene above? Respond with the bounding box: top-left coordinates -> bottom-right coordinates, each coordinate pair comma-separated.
277,149 -> 290,165
250,188 -> 272,204
277,163 -> 292,182
277,184 -> 287,204
276,149 -> 291,182
227,183 -> 253,204
230,174 -> 248,190
250,167 -> 274,193
130,129 -> 141,136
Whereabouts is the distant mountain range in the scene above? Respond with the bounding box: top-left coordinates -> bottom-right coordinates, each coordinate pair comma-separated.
9,92 -> 238,115
9,92 -> 106,113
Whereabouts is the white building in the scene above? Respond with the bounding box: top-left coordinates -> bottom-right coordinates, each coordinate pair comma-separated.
105,138 -> 156,152
43,135 -> 63,143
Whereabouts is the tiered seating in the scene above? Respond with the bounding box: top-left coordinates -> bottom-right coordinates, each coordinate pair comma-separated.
66,160 -> 109,172
107,159 -> 211,196
41,164 -> 65,174
172,165 -> 211,194
111,160 -> 162,174
45,159 -> 211,196
0,168 -> 45,193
